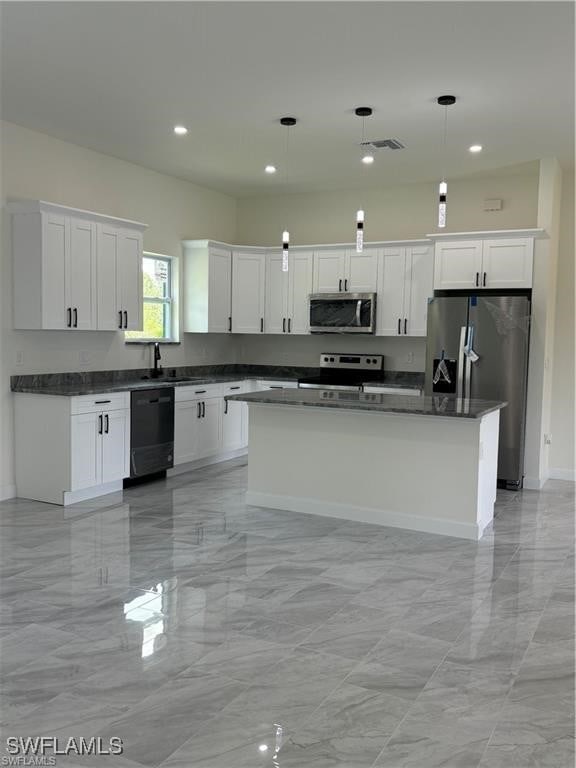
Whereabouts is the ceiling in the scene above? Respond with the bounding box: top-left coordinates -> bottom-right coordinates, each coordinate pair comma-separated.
1,2 -> 574,197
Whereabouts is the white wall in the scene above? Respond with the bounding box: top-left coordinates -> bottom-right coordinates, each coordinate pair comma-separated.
549,171 -> 575,479
0,120 -> 239,498
236,166 -> 540,246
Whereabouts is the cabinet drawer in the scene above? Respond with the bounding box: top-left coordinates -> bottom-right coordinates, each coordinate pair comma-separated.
71,392 -> 129,414
222,381 -> 250,395
254,379 -> 298,390
175,382 -> 224,402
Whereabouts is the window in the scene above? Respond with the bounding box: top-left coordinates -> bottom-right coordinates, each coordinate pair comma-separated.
125,254 -> 176,341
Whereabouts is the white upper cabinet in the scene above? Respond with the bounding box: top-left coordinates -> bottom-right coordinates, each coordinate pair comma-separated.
183,242 -> 232,333
433,236 -> 534,290
96,225 -> 143,331
266,249 -> 313,334
265,250 -> 288,334
10,201 -> 146,332
313,247 -> 378,293
346,248 -> 379,292
481,238 -> 534,289
232,250 -> 266,334
376,245 -> 434,336
434,240 -> 483,290
313,248 -> 347,293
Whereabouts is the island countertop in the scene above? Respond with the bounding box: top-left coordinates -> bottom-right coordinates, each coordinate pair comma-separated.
226,388 -> 506,419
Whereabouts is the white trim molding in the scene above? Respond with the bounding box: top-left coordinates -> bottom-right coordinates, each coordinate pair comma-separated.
247,491 -> 489,541
548,468 -> 576,482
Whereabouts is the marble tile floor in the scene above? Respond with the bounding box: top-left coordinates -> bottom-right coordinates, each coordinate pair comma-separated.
0,458 -> 573,767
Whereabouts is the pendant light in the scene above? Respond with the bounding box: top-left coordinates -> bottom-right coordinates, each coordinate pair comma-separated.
436,95 -> 456,228
280,116 -> 297,271
355,107 -> 373,252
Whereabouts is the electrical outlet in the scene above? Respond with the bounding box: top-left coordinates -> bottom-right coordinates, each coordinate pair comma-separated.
544,433 -> 552,445
406,352 -> 414,364
15,351 -> 23,366
79,351 -> 90,367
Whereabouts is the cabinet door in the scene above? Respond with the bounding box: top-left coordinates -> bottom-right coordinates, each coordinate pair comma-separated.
97,225 -> 121,330
70,412 -> 101,491
41,212 -> 69,329
198,398 -> 222,458
433,240 -> 483,290
376,248 -> 406,336
100,505 -> 130,588
265,250 -> 288,334
231,251 -> 266,334
174,400 -> 202,464
313,249 -> 346,293
288,250 -> 314,334
117,229 -> 143,331
68,217 -> 96,330
208,247 -> 232,333
101,409 -> 130,484
481,238 -> 533,289
222,398 -> 245,452
404,246 -> 434,337
345,248 -> 378,292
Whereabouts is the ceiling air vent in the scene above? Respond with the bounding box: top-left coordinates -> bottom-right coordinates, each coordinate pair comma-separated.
361,138 -> 405,150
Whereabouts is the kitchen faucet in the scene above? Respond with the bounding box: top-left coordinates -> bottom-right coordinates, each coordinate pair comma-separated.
151,342 -> 163,378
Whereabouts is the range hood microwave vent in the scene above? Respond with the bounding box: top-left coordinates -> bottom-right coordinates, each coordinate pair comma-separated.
361,138 -> 405,150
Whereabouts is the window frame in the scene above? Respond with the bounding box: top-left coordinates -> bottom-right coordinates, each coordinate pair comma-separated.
125,252 -> 178,344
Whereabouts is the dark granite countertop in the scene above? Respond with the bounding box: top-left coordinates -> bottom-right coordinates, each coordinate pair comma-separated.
226,388 -> 506,419
10,365 -> 425,397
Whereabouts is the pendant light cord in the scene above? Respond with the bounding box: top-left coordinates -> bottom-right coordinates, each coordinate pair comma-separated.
442,105 -> 448,183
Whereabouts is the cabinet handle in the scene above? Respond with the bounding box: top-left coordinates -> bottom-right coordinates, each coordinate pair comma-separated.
283,317 -> 286,333
202,401 -> 205,418
344,279 -> 348,291
98,567 -> 102,586
105,414 -> 109,433
228,316 -> 232,332
124,310 -> 128,328
197,402 -> 201,418
98,414 -> 103,434
118,311 -> 123,329
288,318 -> 291,333
475,272 -> 479,287
224,399 -> 229,415
67,308 -> 72,328
105,566 -> 109,583
195,389 -> 207,394
260,317 -> 264,333
73,308 -> 78,328
397,318 -> 401,335
94,400 -> 111,404
339,279 -> 342,292
230,386 -> 241,390
404,318 -> 407,335
483,272 -> 487,287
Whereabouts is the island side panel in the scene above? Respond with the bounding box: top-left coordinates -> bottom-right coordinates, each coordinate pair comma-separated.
246,404 -> 495,540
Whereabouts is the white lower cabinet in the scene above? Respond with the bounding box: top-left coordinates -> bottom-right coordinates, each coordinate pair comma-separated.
14,392 -> 130,505
71,504 -> 130,589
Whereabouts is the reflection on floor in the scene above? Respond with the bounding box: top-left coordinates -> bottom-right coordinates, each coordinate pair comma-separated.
0,457 -> 573,767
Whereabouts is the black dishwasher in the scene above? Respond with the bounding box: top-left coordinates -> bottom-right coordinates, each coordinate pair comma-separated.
129,388 -> 175,479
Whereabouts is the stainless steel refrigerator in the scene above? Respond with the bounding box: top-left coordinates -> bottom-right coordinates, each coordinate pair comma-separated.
425,293 -> 531,488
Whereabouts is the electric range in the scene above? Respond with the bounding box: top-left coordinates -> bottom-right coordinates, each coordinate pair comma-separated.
298,353 -> 384,391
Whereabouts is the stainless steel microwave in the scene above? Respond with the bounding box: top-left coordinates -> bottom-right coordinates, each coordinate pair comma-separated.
309,293 -> 377,334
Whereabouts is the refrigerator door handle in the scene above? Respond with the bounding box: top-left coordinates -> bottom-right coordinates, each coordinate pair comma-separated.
457,326 -> 467,398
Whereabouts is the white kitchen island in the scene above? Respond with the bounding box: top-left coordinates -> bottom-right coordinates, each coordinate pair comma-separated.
226,389 -> 506,540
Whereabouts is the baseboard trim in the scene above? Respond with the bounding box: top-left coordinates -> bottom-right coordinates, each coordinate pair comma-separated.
523,475 -> 546,490
548,468 -> 576,482
0,484 -> 16,501
167,448 -> 247,477
246,490 -> 487,541
63,480 -> 123,506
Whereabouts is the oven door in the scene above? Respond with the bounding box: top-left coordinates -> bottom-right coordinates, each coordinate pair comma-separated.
309,293 -> 376,333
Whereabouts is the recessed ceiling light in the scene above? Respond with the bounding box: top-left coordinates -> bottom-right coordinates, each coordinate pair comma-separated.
265,165 -> 277,174
258,745 -> 269,753
173,125 -> 188,135
469,144 -> 482,153
362,154 -> 374,165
